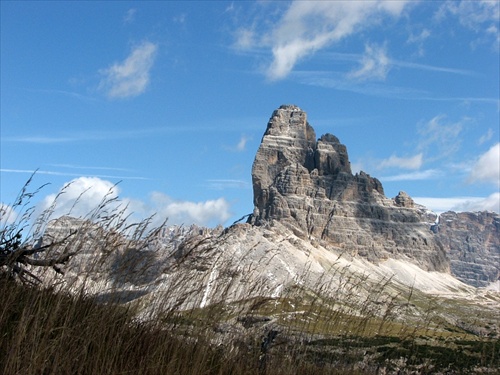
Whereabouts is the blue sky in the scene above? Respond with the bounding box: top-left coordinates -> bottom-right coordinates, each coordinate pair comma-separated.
1,1 -> 499,228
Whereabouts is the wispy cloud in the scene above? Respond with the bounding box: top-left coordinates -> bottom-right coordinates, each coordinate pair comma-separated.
236,135 -> 250,151
222,134 -> 253,152
2,123 -> 256,145
123,8 -> 137,24
391,60 -> 477,76
406,28 -> 431,56
98,41 -> 158,99
0,168 -> 149,181
293,70 -> 430,99
236,1 -> 411,80
173,13 -> 187,24
435,0 -> 500,50
436,0 -> 500,32
322,50 -> 476,76
417,114 -> 465,159
478,128 -> 494,145
205,179 -> 250,190
378,153 -> 423,170
293,66 -> 485,101
49,164 -> 133,172
22,88 -> 97,102
380,169 -> 441,182
348,43 -> 390,81
1,136 -> 78,144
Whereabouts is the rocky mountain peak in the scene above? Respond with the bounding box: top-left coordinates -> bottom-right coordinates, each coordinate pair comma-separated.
248,105 -> 499,285
251,105 -> 385,225
250,106 -> 441,271
252,105 -> 384,222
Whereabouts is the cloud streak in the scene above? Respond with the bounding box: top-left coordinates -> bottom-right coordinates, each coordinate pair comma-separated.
99,41 -> 158,99
0,168 -> 149,181
205,179 -> 250,190
380,169 -> 441,182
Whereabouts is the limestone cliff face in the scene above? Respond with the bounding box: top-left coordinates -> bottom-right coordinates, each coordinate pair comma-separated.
251,105 -> 384,219
436,211 -> 500,287
250,105 -> 445,272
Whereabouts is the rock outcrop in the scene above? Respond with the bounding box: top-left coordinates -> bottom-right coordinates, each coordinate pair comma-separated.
249,105 -> 499,282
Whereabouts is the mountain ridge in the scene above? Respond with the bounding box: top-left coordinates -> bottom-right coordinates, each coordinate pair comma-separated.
33,105 -> 499,340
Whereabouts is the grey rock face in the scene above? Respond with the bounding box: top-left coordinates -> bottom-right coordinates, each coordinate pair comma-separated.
251,105 -> 383,220
436,211 -> 500,287
249,105 -> 499,279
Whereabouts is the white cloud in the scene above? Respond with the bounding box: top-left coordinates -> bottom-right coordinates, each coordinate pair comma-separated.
148,192 -> 231,227
34,177 -> 232,229
37,177 -> 121,221
260,0 -> 411,80
452,192 -> 500,213
380,169 -> 441,182
348,43 -> 391,81
468,143 -> 500,186
379,153 -> 423,170
414,193 -> 500,214
99,41 -> 158,99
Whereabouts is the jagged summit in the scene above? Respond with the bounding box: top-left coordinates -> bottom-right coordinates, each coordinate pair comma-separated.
251,105 -> 383,222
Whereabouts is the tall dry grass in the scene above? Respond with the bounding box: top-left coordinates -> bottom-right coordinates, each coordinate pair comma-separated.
1,176 -> 498,374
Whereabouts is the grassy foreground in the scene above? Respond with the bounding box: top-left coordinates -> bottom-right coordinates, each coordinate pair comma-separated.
1,179 -> 498,374
1,274 -> 499,375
